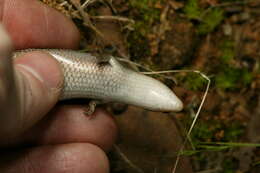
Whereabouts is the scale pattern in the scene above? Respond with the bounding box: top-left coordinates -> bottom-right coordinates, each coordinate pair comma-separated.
13,49 -> 183,112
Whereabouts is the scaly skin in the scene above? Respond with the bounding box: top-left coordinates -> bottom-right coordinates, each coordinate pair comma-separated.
14,49 -> 183,112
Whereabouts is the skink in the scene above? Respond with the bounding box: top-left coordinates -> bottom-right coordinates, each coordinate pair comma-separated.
14,49 -> 183,112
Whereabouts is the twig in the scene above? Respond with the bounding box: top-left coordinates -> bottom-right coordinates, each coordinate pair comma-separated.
69,0 -> 105,39
82,0 -> 96,9
59,1 -> 68,7
201,0 -> 258,18
69,0 -> 132,59
102,0 -> 117,14
91,15 -> 135,24
214,0 -> 258,7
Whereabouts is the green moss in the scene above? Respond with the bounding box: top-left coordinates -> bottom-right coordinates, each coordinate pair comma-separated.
184,0 -> 224,35
216,39 -> 253,89
241,69 -> 253,85
224,123 -> 244,141
198,8 -> 224,35
181,73 -> 208,91
190,120 -> 245,144
182,119 -> 245,171
219,39 -> 235,63
215,65 -> 253,90
127,0 -> 162,59
191,122 -> 215,143
253,161 -> 260,166
129,0 -> 161,37
183,0 -> 202,20
222,158 -> 238,173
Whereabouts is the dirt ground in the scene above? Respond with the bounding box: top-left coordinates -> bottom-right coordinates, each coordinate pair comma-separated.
41,0 -> 260,173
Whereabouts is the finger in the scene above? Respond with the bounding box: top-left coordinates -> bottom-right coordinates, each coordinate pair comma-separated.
1,0 -> 80,49
0,24 -> 16,136
0,143 -> 109,173
0,50 -> 63,143
15,107 -> 117,152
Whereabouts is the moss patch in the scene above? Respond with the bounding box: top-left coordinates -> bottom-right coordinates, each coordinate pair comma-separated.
191,120 -> 244,144
215,65 -> 253,90
198,8 -> 224,35
183,0 -> 224,35
181,73 -> 208,91
183,0 -> 202,20
219,39 -> 235,63
222,157 -> 238,173
127,0 -> 162,59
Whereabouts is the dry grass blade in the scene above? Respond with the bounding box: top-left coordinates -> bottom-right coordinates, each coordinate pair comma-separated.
91,15 -> 135,24
171,71 -> 210,173
81,0 -> 96,9
117,58 -> 178,83
69,0 -> 105,38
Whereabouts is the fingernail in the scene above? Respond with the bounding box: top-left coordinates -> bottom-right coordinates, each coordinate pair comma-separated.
15,52 -> 62,89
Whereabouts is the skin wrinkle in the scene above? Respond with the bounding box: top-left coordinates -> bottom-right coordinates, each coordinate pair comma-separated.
9,51 -> 64,140
1,0 -> 24,47
14,68 -> 33,134
43,4 -> 49,37
18,106 -> 117,152
17,66 -> 53,132
51,148 -> 77,172
23,153 -> 37,173
55,152 -> 71,172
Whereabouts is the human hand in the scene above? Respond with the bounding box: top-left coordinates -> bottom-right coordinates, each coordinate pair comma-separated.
0,0 -> 117,172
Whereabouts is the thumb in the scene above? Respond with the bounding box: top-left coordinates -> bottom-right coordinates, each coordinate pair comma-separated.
0,25 -> 63,143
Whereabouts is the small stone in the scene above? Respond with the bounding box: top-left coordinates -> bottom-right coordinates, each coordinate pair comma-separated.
223,23 -> 232,36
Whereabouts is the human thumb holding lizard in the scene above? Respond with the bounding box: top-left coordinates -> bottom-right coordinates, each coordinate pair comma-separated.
0,0 -> 117,172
